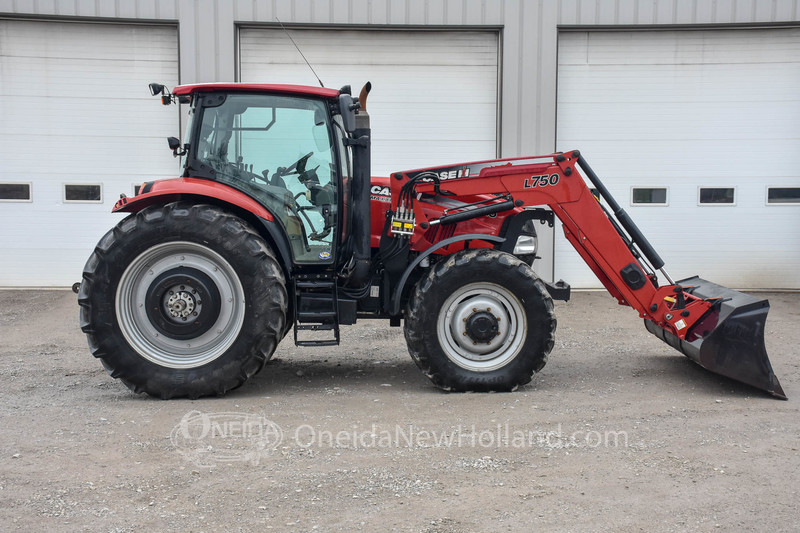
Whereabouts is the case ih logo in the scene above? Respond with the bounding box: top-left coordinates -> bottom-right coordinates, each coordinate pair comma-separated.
370,185 -> 391,202
436,168 -> 471,180
408,167 -> 472,182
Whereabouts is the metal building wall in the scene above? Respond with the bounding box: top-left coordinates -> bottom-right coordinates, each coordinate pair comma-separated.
2,0 -> 799,285
3,0 -> 799,156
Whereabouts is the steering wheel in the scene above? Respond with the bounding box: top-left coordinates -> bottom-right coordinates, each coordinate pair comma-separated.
279,152 -> 314,177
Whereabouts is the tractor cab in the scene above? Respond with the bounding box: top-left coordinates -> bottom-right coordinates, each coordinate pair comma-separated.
164,83 -> 362,268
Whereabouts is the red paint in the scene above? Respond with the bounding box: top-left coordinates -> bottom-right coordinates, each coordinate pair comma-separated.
113,178 -> 274,221
172,83 -> 340,99
389,152 -> 715,338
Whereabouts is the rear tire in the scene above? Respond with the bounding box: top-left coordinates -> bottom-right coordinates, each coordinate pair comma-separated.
79,203 -> 287,399
404,249 -> 556,392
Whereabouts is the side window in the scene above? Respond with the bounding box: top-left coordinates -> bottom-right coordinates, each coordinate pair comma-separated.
333,115 -> 352,243
193,94 -> 337,263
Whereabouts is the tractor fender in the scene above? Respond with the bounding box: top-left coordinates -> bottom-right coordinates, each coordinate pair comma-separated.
112,178 -> 293,274
496,208 -> 554,254
389,234 -> 505,316
114,178 -> 274,220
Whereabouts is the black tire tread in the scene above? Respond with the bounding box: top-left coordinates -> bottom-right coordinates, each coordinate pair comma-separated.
404,249 -> 556,392
79,202 -> 287,399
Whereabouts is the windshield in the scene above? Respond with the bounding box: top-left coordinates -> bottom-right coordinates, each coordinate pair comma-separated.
190,93 -> 337,264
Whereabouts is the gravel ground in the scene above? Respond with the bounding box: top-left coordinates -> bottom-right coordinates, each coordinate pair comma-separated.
1,289 -> 798,532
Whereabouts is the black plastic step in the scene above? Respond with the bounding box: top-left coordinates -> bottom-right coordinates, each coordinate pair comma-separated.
293,276 -> 340,346
297,311 -> 337,322
296,340 -> 340,347
296,280 -> 335,289
296,323 -> 336,331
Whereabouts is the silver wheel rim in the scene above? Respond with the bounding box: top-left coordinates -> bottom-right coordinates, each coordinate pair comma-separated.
437,282 -> 526,372
115,241 -> 246,369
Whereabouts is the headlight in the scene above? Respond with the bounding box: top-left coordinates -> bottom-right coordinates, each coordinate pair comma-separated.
513,234 -> 538,255
512,220 -> 539,266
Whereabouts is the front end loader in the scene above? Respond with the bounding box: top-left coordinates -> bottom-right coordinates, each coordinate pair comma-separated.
78,81 -> 784,399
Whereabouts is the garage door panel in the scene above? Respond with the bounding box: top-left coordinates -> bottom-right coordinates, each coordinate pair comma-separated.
558,103 -> 797,141
2,136 -> 178,176
1,99 -> 176,139
1,22 -> 176,62
557,28 -> 800,289
560,29 -> 800,66
239,30 -> 498,67
371,140 -> 498,174
237,62 -> 497,103
558,65 -> 800,104
559,140 -> 799,180
0,20 -> 178,286
2,58 -> 178,97
240,28 -> 498,177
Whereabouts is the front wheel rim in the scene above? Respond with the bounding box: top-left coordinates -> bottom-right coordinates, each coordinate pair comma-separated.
115,241 -> 246,369
437,282 -> 527,372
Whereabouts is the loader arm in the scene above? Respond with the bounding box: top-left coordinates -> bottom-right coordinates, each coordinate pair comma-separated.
391,150 -> 785,398
395,151 -> 704,334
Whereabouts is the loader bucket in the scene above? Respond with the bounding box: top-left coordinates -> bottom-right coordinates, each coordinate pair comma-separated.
645,276 -> 786,399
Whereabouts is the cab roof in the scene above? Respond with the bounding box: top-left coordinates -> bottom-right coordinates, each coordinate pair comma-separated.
172,83 -> 341,99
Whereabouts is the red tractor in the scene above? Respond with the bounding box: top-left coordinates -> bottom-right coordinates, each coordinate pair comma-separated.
78,81 -> 785,400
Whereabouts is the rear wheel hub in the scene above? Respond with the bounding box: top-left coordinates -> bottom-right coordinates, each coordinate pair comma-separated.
145,267 -> 221,340
115,241 -> 246,369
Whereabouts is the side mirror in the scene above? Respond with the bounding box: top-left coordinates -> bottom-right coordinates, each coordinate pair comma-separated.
149,83 -> 166,96
338,93 -> 359,134
167,136 -> 186,157
150,82 -> 172,105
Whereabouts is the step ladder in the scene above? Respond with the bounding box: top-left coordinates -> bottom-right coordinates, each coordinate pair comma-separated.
292,276 -> 340,347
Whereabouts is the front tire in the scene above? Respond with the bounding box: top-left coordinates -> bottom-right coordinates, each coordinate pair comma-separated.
404,249 -> 556,392
79,203 -> 287,399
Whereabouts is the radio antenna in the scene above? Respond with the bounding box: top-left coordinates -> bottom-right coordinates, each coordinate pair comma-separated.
276,17 -> 325,88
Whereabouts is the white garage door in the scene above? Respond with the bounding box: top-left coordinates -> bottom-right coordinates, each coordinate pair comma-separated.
557,29 -> 800,289
0,20 -> 179,287
238,28 -> 498,177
